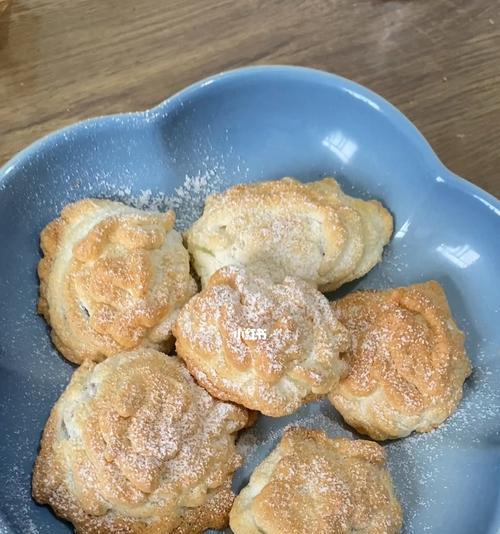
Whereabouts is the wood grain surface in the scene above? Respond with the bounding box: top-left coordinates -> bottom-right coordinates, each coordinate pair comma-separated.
0,0 -> 499,196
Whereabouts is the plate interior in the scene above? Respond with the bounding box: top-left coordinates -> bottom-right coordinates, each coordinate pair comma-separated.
0,68 -> 499,534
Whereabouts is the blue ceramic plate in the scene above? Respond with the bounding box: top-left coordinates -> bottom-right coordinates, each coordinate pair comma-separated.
0,66 -> 499,534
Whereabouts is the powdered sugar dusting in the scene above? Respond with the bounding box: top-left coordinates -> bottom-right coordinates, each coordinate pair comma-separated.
385,344 -> 500,533
165,172 -> 224,231
234,399 -> 355,494
32,351 -> 247,532
233,342 -> 499,533
3,461 -> 40,534
0,165 -> 499,533
79,169 -> 228,232
94,169 -> 228,232
175,266 -> 349,415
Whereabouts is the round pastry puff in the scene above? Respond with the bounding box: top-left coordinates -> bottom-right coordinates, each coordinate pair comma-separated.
185,177 -> 393,291
173,265 -> 350,417
230,427 -> 403,534
32,349 -> 249,534
38,199 -> 197,364
329,281 -> 472,440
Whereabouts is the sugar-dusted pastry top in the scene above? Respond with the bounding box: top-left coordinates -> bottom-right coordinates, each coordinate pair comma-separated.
38,199 -> 197,364
230,427 -> 403,534
32,349 -> 248,534
329,281 -> 472,440
173,265 -> 349,416
185,177 -> 393,291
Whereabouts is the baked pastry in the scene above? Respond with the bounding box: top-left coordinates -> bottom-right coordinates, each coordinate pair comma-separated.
32,348 -> 248,534
185,177 -> 393,291
173,265 -> 349,416
230,427 -> 403,534
329,281 -> 472,440
38,199 -> 197,364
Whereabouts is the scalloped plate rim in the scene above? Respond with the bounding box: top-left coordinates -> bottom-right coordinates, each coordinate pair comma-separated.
0,65 -> 498,212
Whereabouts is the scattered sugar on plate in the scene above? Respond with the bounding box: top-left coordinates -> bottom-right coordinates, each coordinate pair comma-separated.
72,168 -> 229,232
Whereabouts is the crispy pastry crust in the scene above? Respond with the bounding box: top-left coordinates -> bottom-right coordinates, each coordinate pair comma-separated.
329,281 -> 472,440
32,349 -> 248,534
173,265 -> 349,416
185,177 -> 393,291
38,199 -> 197,364
230,427 -> 403,534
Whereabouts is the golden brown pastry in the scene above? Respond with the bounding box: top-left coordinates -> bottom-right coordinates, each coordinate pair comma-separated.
329,281 -> 472,440
38,199 -> 197,364
185,177 -> 393,291
173,265 -> 349,416
230,427 -> 403,534
32,348 -> 248,534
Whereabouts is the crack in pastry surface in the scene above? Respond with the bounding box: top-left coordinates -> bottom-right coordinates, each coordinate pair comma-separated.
329,281 -> 472,440
32,349 -> 248,534
230,427 -> 403,534
38,199 -> 197,363
173,265 -> 350,416
185,177 -> 393,291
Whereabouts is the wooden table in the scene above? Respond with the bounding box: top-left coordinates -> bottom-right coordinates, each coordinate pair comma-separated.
1,0 -> 499,197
